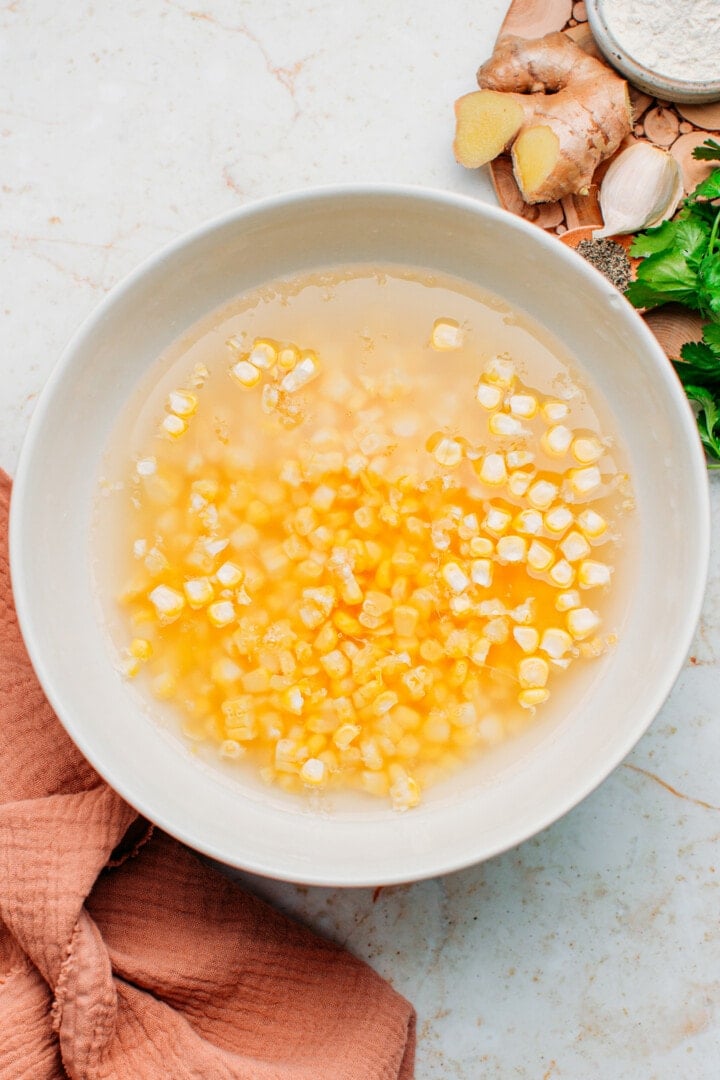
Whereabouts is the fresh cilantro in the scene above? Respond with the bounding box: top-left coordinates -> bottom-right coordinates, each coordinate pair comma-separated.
692,138 -> 720,162
626,164 -> 720,465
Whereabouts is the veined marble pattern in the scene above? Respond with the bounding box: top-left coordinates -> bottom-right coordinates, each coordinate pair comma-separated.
1,2 -> 718,1076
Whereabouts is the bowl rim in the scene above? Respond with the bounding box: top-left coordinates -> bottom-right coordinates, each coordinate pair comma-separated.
587,0 -> 720,104
9,183 -> 712,885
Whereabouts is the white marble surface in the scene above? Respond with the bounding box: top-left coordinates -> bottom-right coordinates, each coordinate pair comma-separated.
1,2 -> 719,1076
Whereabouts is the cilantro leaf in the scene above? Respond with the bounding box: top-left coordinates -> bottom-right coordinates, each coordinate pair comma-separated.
702,323 -> 720,353
681,384 -> 720,464
698,254 -> 720,317
626,248 -> 701,310
692,139 -> 720,162
629,218 -> 682,258
680,340 -> 719,373
691,171 -> 720,203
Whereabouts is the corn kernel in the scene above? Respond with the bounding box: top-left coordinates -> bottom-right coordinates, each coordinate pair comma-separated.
207,600 -> 235,628
390,771 -> 421,811
278,344 -> 300,370
148,585 -> 185,623
299,757 -> 326,786
393,604 -> 419,637
216,561 -> 243,588
483,507 -> 512,536
320,649 -> 350,680
118,656 -> 141,678
420,639 -> 444,662
549,559 -> 575,588
428,433 -> 463,467
518,656 -> 549,688
567,607 -> 601,640
540,628 -> 573,659
470,638 -> 491,665
219,739 -> 245,760
431,317 -> 463,350
509,394 -> 537,419
476,381 -> 503,409
249,340 -> 277,369
528,479 -> 558,510
161,414 -> 187,438
578,559 -> 612,588
555,589 -> 581,612
496,535 -> 527,564
519,688 -> 550,708
230,359 -> 262,388
544,505 -> 573,535
485,356 -> 515,387
508,470 -> 533,497
478,453 -> 507,486
469,536 -> 494,557
485,617 -> 509,644
576,508 -> 608,539
527,540 -> 554,572
281,352 -> 319,393
129,637 -> 152,661
442,562 -> 470,594
541,401 -> 569,423
542,424 -> 572,456
572,436 -> 603,464
489,412 -> 525,437
471,558 -> 493,588
568,466 -> 601,497
513,626 -> 539,653
560,530 -> 591,562
514,509 -> 543,536
168,389 -> 198,417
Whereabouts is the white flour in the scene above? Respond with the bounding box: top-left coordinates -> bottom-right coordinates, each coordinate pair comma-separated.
601,0 -> 720,82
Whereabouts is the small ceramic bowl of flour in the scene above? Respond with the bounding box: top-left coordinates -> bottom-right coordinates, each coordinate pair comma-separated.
587,0 -> 720,104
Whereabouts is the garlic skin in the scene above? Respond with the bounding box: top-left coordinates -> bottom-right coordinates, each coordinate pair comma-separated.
593,143 -> 684,239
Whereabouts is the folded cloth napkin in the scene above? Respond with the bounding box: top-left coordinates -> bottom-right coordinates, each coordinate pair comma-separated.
0,471 -> 415,1079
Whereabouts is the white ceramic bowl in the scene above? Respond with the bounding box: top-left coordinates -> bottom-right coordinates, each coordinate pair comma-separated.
10,186 -> 709,886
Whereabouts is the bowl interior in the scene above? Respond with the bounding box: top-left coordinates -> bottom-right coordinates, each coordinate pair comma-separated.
10,188 -> 709,885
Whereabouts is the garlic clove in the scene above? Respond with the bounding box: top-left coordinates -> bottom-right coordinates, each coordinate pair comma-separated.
593,142 -> 684,239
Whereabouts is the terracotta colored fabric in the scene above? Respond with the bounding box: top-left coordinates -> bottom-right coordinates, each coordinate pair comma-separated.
0,471 -> 415,1080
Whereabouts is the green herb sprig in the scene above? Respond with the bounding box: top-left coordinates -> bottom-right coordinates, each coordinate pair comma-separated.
625,139 -> 720,467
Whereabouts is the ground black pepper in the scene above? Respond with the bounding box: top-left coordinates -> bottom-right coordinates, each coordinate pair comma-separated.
576,238 -> 632,293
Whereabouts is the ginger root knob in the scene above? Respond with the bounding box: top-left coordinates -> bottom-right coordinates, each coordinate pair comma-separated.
454,32 -> 633,205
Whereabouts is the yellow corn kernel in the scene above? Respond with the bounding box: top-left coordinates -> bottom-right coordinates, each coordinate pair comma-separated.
160,413 -> 187,439
419,639 -> 444,662
567,466 -> 601,497
427,432 -> 463,467
389,771 -> 421,811
518,656 -> 549,689
567,607 -> 601,640
572,436 -> 603,464
248,339 -> 278,370
541,400 -> 569,423
528,479 -> 558,510
470,637 -> 490,666
508,470 -> 533,497
578,559 -> 612,588
280,351 -> 319,393
507,449 -> 535,470
496,535 -> 527,564
540,628 -> 573,659
333,610 -> 362,635
549,560 -> 575,588
278,344 -> 300,370
478,452 -> 507,486
148,584 -> 185,623
167,389 -> 198,417
576,508 -> 608,539
431,317 -> 463,350
542,424 -> 572,456
151,672 -> 176,699
470,558 -> 493,588
483,507 -> 512,536
475,380 -> 503,409
543,506 -> 573,535
299,757 -> 327,786
207,600 -> 235,628
527,540 -> 554,572
320,649 -> 350,680
519,688 -> 550,709
393,604 -> 419,638
441,562 -> 470,594
219,739 -> 245,760
333,723 -> 361,750
485,356 -> 515,387
230,359 -> 262,388
360,770 -> 390,797
513,626 -> 539,654
560,530 -> 592,563
555,589 -> 581,612
514,509 -> 543,535
129,637 -> 152,661
489,412 -> 525,437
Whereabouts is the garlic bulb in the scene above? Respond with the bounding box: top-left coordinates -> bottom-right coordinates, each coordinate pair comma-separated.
593,143 -> 684,239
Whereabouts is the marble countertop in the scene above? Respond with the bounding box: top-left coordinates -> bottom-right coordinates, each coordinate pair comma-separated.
2,2 -> 718,1076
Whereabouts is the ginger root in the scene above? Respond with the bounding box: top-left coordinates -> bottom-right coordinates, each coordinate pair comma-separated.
454,33 -> 632,205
